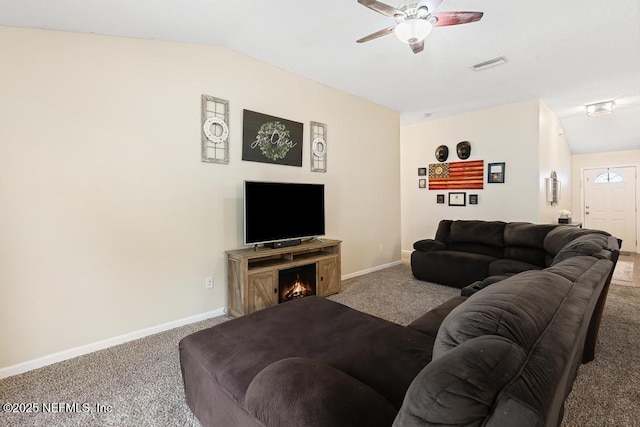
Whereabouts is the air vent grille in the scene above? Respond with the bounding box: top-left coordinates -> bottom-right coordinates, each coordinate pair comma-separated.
472,56 -> 508,71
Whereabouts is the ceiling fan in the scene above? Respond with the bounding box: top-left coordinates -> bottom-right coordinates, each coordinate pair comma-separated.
356,0 -> 484,53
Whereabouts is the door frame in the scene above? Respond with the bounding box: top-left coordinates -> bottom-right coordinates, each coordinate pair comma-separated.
581,164 -> 638,253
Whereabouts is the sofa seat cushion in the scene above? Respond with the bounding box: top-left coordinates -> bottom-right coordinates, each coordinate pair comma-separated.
180,296 -> 435,411
411,250 -> 497,288
246,357 -> 397,427
489,258 -> 542,276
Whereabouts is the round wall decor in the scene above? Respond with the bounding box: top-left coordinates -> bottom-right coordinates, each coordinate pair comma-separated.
203,116 -> 229,144
312,137 -> 327,157
435,145 -> 449,162
456,141 -> 471,159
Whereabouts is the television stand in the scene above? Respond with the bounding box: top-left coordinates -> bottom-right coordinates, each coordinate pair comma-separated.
227,239 -> 341,317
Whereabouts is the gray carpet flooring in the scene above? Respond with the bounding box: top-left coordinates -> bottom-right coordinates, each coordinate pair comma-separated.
1,261 -> 638,427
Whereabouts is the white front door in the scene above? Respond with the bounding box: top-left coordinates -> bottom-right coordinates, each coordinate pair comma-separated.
583,167 -> 637,252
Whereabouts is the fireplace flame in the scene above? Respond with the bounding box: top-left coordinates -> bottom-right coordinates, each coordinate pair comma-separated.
283,275 -> 313,301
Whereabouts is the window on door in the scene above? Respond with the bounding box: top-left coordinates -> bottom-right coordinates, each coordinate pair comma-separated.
593,172 -> 624,184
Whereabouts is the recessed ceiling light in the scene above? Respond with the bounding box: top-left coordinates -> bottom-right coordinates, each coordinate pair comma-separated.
471,56 -> 508,71
585,101 -> 614,117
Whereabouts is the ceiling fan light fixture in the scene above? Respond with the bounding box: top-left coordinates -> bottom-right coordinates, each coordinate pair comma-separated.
585,101 -> 614,117
394,19 -> 432,44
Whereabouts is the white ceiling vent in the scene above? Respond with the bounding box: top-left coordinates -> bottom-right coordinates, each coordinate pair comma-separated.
471,56 -> 508,71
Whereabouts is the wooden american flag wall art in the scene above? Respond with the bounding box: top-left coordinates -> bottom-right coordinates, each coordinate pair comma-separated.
428,160 -> 484,190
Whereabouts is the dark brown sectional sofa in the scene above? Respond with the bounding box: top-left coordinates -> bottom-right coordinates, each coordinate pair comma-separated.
411,220 -> 615,288
179,220 -> 620,427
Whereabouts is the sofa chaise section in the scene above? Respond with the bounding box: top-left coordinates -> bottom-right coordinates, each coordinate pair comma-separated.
180,296 -> 435,427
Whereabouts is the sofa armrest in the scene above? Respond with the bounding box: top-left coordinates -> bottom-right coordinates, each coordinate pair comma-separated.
461,275 -> 510,297
407,296 -> 468,338
246,357 -> 397,427
413,239 -> 446,252
583,236 -> 619,363
461,281 -> 484,297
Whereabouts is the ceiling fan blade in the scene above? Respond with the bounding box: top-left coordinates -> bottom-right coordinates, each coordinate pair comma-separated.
357,0 -> 401,17
356,26 -> 395,43
432,11 -> 484,27
410,40 -> 425,54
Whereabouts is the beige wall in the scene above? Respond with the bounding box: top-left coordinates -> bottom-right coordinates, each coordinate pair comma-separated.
400,99 -> 572,251
401,99 -> 541,249
538,101 -> 573,222
572,150 -> 640,252
0,26 -> 401,370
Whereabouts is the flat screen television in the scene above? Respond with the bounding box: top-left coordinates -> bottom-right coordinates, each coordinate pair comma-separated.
244,180 -> 325,246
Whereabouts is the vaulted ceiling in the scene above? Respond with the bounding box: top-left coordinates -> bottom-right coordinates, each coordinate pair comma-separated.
1,0 -> 639,154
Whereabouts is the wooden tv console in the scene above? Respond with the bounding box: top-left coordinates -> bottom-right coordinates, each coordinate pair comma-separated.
226,239 -> 342,317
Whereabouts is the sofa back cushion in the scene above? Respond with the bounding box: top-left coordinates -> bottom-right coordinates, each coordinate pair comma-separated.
433,269 -> 573,357
551,233 -> 611,265
393,335 -> 527,427
434,219 -> 454,242
445,220 -> 506,258
503,222 -> 558,267
544,226 -> 609,257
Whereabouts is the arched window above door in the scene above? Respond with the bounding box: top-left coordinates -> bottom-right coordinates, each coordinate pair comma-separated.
593,172 -> 624,183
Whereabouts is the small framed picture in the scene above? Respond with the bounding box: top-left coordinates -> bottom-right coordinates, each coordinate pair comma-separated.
469,194 -> 478,204
448,192 -> 466,206
418,167 -> 427,176
437,194 -> 445,204
419,179 -> 426,188
488,162 -> 505,183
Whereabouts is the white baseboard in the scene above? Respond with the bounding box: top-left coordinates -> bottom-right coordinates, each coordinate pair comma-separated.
0,307 -> 226,380
1,258 -> 414,379
342,260 -> 403,280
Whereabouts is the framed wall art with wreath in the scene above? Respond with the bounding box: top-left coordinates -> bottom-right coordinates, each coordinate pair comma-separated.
241,110 -> 303,167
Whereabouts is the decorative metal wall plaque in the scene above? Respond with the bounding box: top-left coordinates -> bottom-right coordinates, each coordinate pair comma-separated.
456,141 -> 471,159
201,95 -> 230,164
310,121 -> 327,173
435,145 -> 449,162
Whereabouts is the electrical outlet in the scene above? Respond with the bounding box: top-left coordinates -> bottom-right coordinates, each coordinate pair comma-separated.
379,244 -> 383,253
205,277 -> 214,289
